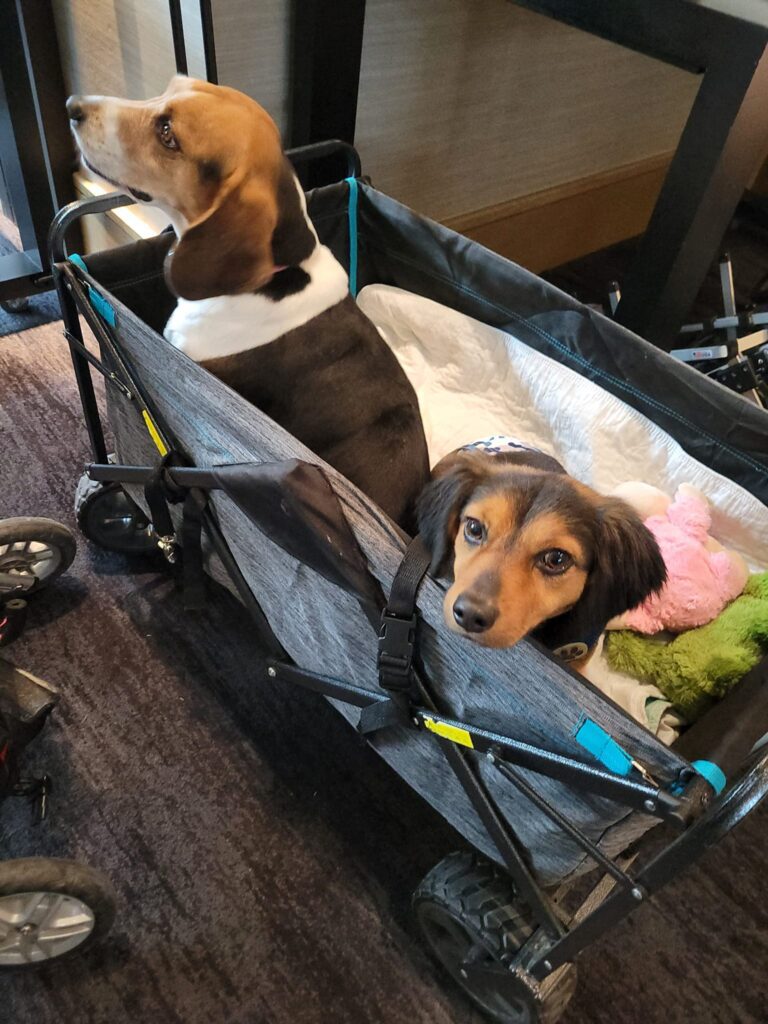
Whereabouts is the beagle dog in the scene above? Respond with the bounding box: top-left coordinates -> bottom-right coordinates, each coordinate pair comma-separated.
66,76 -> 430,529
417,437 -> 666,664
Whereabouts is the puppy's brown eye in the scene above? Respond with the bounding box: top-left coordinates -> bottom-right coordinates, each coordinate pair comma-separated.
536,549 -> 573,575
157,118 -> 179,151
463,518 -> 486,545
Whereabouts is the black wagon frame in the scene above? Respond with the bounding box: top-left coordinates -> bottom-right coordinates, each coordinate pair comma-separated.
47,142 -> 768,1005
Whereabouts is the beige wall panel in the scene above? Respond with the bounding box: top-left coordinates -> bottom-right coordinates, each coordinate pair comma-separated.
208,1 -> 289,131
355,0 -> 699,220
54,0 -> 701,230
53,0 -> 288,128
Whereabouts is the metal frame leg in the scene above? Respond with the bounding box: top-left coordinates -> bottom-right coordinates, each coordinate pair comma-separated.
0,0 -> 76,301
53,266 -> 108,464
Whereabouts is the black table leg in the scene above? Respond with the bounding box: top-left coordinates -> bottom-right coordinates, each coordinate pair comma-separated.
287,0 -> 367,188
614,32 -> 768,349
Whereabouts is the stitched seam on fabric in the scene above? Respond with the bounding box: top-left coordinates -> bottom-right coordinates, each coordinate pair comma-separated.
364,241 -> 766,477
109,270 -> 168,289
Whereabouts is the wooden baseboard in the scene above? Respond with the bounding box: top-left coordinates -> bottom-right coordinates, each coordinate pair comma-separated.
444,153 -> 672,273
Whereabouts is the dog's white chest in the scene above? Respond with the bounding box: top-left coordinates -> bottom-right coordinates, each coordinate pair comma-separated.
164,243 -> 349,361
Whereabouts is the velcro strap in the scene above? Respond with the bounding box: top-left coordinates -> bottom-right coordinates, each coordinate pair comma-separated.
574,717 -> 632,777
691,759 -> 726,795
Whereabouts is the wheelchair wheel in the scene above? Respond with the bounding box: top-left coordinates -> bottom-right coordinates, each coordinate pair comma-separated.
0,518 -> 76,597
75,473 -> 156,555
413,851 -> 576,1024
0,858 -> 116,968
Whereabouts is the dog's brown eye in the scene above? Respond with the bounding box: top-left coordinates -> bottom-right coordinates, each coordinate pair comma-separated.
463,518 -> 486,545
536,549 -> 573,575
157,118 -> 179,151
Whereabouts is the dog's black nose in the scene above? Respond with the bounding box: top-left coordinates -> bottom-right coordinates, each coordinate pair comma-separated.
453,594 -> 498,634
67,96 -> 85,123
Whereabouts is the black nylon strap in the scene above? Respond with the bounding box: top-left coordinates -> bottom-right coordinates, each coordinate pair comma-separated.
377,535 -> 431,697
181,489 -> 207,611
386,535 -> 431,618
143,463 -> 176,550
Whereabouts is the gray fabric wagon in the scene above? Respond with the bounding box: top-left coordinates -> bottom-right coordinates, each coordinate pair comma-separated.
50,156 -> 768,1024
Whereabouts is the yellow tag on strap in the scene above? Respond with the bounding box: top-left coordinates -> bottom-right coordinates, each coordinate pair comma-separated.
423,717 -> 474,748
142,410 -> 168,456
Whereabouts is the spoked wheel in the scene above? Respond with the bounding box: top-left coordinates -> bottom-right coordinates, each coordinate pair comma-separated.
0,518 -> 76,598
75,473 -> 156,555
413,852 -> 576,1024
0,858 -> 116,969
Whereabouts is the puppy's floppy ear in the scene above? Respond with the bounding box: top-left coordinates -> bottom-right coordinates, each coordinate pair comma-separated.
416,452 -> 487,576
537,496 -> 666,652
165,174 -> 279,300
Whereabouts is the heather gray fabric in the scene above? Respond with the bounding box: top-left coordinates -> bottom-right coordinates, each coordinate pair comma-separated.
80,267 -> 691,886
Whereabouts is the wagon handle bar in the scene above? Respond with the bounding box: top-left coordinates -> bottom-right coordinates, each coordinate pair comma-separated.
48,192 -> 134,265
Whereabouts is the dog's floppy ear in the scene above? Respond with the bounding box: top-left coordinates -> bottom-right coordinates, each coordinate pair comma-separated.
537,496 -> 666,652
270,160 -> 315,267
549,496 -> 666,648
416,452 -> 487,576
165,174 -> 279,300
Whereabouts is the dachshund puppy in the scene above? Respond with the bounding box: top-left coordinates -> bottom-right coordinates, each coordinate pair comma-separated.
417,440 -> 666,663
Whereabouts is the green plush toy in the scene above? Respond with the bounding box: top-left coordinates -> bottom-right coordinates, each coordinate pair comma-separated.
604,573 -> 768,721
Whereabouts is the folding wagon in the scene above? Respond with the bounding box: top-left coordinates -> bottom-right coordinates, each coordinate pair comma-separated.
49,142 -> 768,1023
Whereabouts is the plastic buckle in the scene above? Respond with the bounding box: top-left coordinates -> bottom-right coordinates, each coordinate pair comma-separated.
377,611 -> 417,691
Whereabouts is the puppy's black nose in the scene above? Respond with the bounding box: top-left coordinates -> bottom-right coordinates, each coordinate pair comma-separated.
453,594 -> 498,634
67,96 -> 85,123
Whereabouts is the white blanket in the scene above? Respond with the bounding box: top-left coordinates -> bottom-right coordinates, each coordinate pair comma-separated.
357,284 -> 768,742
358,284 -> 768,571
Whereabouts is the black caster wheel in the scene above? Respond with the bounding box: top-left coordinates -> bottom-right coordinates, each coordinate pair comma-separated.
0,858 -> 116,968
413,852 -> 576,1024
74,473 -> 156,555
0,518 -> 76,598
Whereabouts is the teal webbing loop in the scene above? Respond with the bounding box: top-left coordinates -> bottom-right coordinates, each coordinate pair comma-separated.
67,253 -> 88,273
67,254 -> 116,326
573,717 -> 633,777
691,759 -> 726,795
344,176 -> 358,297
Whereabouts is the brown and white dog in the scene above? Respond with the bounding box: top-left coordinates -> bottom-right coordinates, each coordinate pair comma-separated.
66,76 -> 430,529
417,440 -> 666,664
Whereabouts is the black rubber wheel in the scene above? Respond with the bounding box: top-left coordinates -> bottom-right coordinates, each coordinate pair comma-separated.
413,852 -> 576,1024
74,473 -> 156,554
0,518 -> 76,597
0,858 -> 116,969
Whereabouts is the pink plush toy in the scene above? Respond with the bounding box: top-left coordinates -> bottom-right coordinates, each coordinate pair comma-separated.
606,482 -> 748,634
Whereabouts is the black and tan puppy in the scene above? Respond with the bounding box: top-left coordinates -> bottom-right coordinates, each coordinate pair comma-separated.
417,444 -> 666,663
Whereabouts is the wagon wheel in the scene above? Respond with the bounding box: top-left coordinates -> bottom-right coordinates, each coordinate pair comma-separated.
75,472 -> 156,555
413,851 -> 576,1024
0,858 -> 116,969
0,518 -> 76,597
